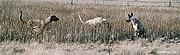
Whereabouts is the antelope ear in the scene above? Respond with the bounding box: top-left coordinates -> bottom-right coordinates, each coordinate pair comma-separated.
128,14 -> 131,18
131,13 -> 133,16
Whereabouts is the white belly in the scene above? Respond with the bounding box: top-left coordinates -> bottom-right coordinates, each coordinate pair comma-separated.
133,24 -> 138,31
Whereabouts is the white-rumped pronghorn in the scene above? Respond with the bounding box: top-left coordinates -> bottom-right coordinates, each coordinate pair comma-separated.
78,14 -> 107,26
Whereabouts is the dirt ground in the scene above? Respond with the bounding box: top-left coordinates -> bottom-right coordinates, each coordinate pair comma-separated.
0,39 -> 179,55
0,0 -> 180,55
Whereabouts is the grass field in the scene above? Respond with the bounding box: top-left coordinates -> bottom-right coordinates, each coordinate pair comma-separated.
0,1 -> 180,55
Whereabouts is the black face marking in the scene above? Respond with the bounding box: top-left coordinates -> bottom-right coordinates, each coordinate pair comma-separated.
125,18 -> 131,22
51,15 -> 59,22
126,13 -> 134,22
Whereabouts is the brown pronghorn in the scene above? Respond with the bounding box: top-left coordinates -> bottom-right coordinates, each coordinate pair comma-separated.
19,11 -> 59,32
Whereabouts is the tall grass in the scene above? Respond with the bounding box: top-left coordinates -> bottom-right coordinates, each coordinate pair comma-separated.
0,1 -> 180,43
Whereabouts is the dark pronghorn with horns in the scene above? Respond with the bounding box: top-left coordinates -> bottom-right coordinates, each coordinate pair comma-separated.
125,13 -> 146,39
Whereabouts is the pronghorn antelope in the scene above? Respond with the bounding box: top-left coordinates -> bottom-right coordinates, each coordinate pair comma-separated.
19,11 -> 59,32
125,13 -> 146,39
78,14 -> 107,26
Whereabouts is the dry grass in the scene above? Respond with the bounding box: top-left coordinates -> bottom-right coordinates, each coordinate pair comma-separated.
0,1 -> 180,43
0,40 -> 180,55
0,1 -> 180,55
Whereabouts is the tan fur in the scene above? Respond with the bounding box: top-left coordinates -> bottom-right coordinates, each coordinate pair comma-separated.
19,11 -> 59,32
78,14 -> 107,26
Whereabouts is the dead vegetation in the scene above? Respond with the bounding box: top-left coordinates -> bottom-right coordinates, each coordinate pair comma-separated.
0,1 -> 180,55
0,1 -> 180,43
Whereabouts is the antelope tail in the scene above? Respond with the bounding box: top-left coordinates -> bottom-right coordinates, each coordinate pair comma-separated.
78,14 -> 85,24
19,11 -> 25,23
